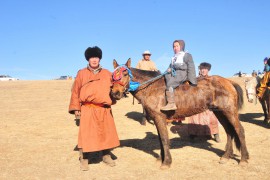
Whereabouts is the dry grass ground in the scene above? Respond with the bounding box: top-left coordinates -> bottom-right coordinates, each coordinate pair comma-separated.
0,77 -> 269,179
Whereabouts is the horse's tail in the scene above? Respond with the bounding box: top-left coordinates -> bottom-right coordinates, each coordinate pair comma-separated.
231,81 -> 244,110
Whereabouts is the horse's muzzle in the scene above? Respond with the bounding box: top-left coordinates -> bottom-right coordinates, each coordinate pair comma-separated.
111,90 -> 123,100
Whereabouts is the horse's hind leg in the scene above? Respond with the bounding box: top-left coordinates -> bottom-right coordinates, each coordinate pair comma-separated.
236,123 -> 249,165
222,111 -> 249,165
214,112 -> 234,164
154,117 -> 172,169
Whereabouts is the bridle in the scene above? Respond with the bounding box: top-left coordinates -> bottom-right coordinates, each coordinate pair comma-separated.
112,65 -> 132,92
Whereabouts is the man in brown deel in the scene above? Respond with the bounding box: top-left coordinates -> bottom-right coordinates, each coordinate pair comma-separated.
69,46 -> 120,171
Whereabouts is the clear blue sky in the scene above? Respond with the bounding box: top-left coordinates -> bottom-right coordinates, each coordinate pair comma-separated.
0,0 -> 269,80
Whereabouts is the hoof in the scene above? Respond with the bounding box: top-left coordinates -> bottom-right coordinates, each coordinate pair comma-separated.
141,118 -> 147,126
160,164 -> 170,170
219,157 -> 229,164
263,119 -> 270,124
140,121 -> 146,126
156,157 -> 162,162
239,160 -> 248,167
214,134 -> 221,143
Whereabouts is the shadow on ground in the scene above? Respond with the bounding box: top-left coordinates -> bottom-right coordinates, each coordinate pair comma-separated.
239,113 -> 270,128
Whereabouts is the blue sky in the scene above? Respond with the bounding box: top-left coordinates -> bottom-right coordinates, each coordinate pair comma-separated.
0,0 -> 269,80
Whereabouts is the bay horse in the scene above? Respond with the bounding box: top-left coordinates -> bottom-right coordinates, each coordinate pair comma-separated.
111,59 -> 249,169
245,76 -> 270,124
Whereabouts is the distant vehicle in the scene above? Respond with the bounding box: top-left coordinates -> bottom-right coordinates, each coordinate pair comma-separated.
0,75 -> 19,81
56,76 -> 72,80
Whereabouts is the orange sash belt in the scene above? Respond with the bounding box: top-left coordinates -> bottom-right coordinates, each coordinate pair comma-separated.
82,102 -> 111,108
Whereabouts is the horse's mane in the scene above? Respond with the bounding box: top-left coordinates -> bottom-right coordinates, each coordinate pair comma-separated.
130,67 -> 161,78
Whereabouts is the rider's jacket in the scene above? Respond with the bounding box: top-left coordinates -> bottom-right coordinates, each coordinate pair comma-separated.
257,71 -> 270,98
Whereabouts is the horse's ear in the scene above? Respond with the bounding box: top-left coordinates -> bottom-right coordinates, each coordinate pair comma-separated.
126,58 -> 131,68
113,59 -> 119,69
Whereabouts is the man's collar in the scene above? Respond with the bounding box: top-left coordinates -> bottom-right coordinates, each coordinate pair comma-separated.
87,64 -> 102,74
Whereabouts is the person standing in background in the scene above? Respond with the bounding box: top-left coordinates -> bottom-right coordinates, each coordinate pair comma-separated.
136,50 -> 158,71
187,62 -> 220,142
136,50 -> 158,125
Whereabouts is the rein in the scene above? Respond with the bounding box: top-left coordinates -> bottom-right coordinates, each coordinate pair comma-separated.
137,71 -> 169,87
112,65 -> 169,92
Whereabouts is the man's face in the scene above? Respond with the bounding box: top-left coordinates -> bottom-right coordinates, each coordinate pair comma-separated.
88,57 -> 100,69
143,54 -> 151,60
200,68 -> 209,77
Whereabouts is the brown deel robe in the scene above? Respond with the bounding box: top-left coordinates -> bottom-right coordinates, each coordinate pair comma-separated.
69,67 -> 120,152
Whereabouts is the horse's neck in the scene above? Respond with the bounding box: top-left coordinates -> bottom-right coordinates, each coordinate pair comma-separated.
131,68 -> 164,86
130,68 -> 165,100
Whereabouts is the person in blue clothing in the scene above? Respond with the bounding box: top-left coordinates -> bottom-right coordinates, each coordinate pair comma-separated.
263,57 -> 270,73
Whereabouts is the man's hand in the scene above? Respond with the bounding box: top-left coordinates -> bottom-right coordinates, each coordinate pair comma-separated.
75,110 -> 81,119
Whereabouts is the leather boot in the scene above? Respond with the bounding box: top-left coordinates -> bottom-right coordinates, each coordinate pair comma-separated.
102,149 -> 115,167
79,149 -> 89,171
160,90 -> 177,111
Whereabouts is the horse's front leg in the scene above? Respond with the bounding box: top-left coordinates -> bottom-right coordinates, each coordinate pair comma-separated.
154,117 -> 172,169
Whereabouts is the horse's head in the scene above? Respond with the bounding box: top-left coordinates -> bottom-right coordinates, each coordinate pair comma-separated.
244,77 -> 257,103
111,58 -> 132,100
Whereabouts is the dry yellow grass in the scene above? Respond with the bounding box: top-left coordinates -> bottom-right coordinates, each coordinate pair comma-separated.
0,78 -> 269,179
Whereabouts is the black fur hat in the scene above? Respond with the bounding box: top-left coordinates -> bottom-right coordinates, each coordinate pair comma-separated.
84,46 -> 102,61
199,62 -> 211,70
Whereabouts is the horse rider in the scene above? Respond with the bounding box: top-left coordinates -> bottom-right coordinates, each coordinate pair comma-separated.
136,50 -> 158,71
257,57 -> 270,100
161,39 -> 197,111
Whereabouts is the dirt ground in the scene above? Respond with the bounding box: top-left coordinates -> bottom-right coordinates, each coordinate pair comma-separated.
0,77 -> 269,180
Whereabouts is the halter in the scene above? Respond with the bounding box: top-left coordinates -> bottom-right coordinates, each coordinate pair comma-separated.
112,65 -> 133,89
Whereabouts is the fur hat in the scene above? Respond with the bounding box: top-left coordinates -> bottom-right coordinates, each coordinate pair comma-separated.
84,46 -> 102,61
199,62 -> 211,70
